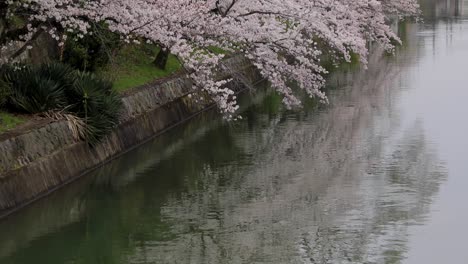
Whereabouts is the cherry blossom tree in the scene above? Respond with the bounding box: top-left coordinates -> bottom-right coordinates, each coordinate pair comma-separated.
0,0 -> 419,117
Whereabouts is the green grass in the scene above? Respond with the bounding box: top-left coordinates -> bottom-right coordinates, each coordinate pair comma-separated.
98,44 -> 181,92
0,112 -> 25,133
207,46 -> 230,55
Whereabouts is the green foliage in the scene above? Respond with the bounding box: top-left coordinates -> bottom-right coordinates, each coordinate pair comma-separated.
0,63 -> 122,143
0,78 -> 11,107
207,46 -> 230,55
62,25 -> 120,72
98,44 -> 181,92
63,41 -> 93,70
0,112 -> 24,133
0,63 -> 75,113
4,14 -> 27,30
67,72 -> 122,144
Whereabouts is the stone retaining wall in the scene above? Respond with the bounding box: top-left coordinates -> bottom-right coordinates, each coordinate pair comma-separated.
0,56 -> 261,215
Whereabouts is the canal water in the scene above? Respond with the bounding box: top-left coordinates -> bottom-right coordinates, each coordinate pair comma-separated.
1,1 -> 467,263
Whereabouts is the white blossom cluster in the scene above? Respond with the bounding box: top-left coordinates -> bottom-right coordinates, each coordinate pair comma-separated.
1,0 -> 419,117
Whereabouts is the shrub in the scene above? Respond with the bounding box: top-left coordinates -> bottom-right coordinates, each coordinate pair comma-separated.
62,26 -> 120,72
0,63 -> 75,113
0,78 -> 11,108
67,72 -> 122,144
0,63 -> 122,144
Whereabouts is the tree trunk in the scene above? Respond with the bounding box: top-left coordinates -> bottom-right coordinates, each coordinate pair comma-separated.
153,48 -> 169,70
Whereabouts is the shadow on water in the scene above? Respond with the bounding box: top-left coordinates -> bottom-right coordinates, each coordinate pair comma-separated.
1,0 -> 466,263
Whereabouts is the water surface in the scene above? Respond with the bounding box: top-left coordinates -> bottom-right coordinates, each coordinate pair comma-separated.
1,1 -> 468,263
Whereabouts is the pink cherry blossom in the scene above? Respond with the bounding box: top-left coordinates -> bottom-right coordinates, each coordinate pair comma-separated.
1,0 -> 419,117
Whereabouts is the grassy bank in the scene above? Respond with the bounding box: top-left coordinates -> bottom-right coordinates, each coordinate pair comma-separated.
0,112 -> 25,133
98,45 -> 181,92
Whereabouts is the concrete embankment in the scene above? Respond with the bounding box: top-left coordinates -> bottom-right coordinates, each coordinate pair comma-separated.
0,56 -> 262,217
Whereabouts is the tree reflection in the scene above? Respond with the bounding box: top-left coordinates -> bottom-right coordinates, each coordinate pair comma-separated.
0,1 -> 459,263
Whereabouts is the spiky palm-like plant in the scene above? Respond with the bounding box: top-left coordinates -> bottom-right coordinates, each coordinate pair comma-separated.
0,63 -> 122,144
67,72 -> 122,144
0,63 -> 75,113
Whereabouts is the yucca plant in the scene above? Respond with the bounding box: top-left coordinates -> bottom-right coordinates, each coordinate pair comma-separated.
0,62 -> 122,144
0,63 -> 75,113
68,72 -> 122,144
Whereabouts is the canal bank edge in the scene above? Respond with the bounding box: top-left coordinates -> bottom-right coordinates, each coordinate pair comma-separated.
0,56 -> 263,218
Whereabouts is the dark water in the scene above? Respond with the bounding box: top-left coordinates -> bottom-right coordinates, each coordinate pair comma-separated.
1,1 -> 468,263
